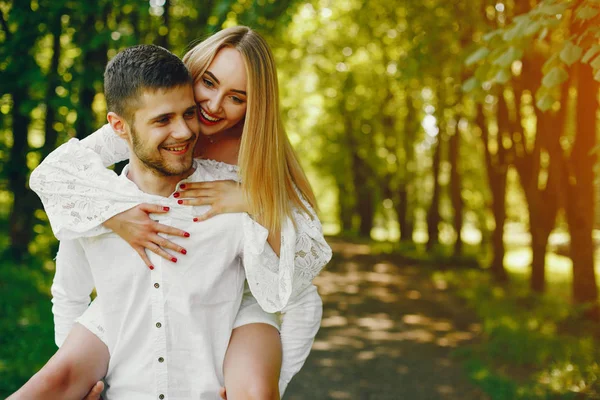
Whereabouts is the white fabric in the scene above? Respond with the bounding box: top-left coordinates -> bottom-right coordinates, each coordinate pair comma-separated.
53,162 -> 250,399
38,125 -> 333,394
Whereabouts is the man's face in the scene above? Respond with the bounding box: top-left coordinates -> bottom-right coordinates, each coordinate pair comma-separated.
129,85 -> 200,176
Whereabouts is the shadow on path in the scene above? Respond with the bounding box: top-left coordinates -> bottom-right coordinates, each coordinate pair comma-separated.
285,239 -> 489,400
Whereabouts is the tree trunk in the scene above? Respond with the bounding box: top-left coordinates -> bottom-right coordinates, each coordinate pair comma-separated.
157,0 -> 170,48
42,19 -> 62,158
8,91 -> 37,260
426,133 -> 442,252
399,94 -> 418,243
477,103 -> 508,282
566,63 -> 599,318
449,124 -> 463,256
75,7 -> 109,140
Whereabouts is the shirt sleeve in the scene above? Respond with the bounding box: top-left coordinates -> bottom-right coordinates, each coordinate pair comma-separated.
51,239 -> 95,348
242,189 -> 332,313
29,124 -> 140,240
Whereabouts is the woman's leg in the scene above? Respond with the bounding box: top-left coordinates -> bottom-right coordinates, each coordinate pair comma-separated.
8,323 -> 109,400
222,323 -> 282,400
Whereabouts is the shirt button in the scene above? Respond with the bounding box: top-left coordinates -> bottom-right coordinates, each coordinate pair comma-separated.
158,357 -> 164,363
156,322 -> 162,328
159,395 -> 165,399
154,283 -> 160,289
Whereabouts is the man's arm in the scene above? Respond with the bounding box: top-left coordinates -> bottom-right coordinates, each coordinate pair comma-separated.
51,239 -> 95,347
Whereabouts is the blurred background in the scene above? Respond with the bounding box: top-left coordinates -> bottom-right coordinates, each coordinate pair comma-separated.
1,0 -> 600,398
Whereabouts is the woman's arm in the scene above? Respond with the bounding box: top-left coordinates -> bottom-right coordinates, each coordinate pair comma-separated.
29,124 -> 136,239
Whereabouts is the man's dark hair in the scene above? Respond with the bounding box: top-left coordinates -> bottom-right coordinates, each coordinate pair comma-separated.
104,44 -> 192,121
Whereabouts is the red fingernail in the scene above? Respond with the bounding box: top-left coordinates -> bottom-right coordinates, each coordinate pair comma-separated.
193,217 -> 199,222
173,192 -> 180,198
184,232 -> 190,237
163,206 -> 170,211
181,249 -> 187,255
180,184 -> 186,189
149,265 -> 154,270
178,200 -> 183,205
171,257 -> 177,263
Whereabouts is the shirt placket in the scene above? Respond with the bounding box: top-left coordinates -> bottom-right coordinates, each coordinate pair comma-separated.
150,219 -> 169,400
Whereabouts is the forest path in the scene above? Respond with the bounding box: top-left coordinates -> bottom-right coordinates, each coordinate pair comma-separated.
285,239 -> 489,400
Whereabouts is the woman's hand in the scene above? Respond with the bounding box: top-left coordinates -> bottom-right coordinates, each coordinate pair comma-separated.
176,180 -> 249,222
103,204 -> 190,269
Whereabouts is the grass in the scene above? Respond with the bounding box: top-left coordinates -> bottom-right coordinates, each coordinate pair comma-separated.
0,256 -> 56,397
432,259 -> 600,399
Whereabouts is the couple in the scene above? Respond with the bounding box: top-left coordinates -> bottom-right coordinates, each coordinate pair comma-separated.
10,26 -> 332,399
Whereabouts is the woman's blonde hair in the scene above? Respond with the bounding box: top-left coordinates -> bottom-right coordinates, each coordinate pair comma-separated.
183,26 -> 317,234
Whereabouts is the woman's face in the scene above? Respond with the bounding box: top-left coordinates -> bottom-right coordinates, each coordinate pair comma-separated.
194,47 -> 248,136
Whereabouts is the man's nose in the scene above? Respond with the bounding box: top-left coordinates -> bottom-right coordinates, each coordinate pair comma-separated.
172,117 -> 194,139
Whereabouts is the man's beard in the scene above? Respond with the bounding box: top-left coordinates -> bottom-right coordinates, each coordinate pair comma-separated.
131,126 -> 195,177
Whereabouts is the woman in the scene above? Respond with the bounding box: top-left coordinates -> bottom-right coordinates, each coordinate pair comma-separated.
17,26 -> 331,399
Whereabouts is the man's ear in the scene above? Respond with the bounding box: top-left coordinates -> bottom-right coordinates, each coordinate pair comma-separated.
107,112 -> 129,140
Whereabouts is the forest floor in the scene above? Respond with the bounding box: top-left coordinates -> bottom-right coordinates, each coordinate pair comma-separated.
284,238 -> 489,400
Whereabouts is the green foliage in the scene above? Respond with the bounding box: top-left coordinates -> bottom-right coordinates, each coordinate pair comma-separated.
0,256 -> 55,397
441,270 -> 600,399
463,0 -> 600,111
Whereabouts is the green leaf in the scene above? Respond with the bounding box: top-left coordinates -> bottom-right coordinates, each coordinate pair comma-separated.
462,76 -> 480,92
536,94 -> 555,111
494,47 -> 523,68
503,19 -> 529,42
542,52 -> 559,75
539,27 -> 549,41
535,2 -> 569,16
582,45 -> 600,63
591,54 -> 600,70
524,20 -> 542,37
494,69 -> 512,84
542,66 -> 568,88
576,5 -> 599,20
475,62 -> 492,82
589,144 -> 600,155
466,47 -> 490,66
559,41 -> 583,66
483,29 -> 503,42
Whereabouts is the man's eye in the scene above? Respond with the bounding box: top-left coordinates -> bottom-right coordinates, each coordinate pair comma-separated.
157,117 -> 169,124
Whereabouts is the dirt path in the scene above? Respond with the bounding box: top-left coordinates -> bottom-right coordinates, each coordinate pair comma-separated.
284,239 -> 489,400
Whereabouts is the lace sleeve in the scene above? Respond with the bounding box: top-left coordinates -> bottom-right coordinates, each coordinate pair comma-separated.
242,191 -> 332,313
29,124 -> 138,240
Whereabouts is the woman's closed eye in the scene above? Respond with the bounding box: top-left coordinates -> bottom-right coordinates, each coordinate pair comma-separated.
231,96 -> 244,105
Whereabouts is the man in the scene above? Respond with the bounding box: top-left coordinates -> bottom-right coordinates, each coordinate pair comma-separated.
10,44 -> 277,399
